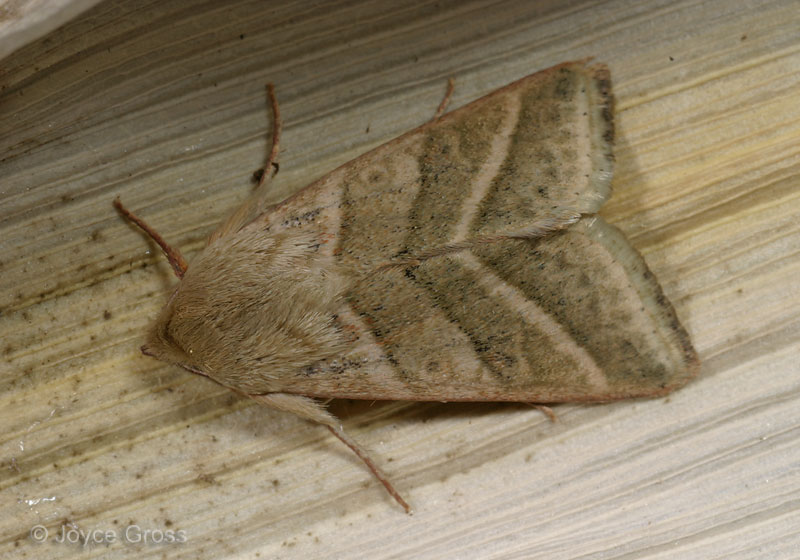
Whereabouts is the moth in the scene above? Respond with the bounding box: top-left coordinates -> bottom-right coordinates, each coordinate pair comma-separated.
115,60 -> 699,513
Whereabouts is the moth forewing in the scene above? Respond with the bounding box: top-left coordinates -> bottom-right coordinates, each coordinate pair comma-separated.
281,216 -> 698,402
120,60 -> 698,513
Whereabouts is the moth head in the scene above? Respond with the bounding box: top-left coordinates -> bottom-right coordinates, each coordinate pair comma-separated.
141,228 -> 349,395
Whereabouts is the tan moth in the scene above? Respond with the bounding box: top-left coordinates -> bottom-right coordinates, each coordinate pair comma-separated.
115,61 -> 699,513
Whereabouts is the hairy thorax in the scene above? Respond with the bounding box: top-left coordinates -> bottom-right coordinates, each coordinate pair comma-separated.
143,226 -> 350,394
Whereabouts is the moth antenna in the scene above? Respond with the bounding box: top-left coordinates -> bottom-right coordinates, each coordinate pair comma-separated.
326,424 -> 413,514
113,197 -> 188,278
432,78 -> 455,121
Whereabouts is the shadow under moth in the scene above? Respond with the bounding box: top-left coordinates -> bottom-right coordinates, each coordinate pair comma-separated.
115,60 -> 699,513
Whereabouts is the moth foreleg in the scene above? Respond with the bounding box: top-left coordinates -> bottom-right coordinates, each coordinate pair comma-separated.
209,83 -> 283,242
431,77 -> 455,121
531,404 -> 557,423
255,83 -> 282,189
250,393 -> 412,514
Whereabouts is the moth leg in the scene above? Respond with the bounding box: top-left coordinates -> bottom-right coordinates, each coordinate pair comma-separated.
531,404 -> 558,423
250,393 -> 412,513
254,83 -> 282,189
431,77 -> 455,121
209,83 -> 283,242
113,197 -> 188,279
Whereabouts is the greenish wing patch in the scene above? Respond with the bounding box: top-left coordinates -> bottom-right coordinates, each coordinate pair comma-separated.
472,66 -> 601,238
402,101 -> 508,252
405,253 -> 592,391
345,252 -> 593,398
472,217 -> 695,395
